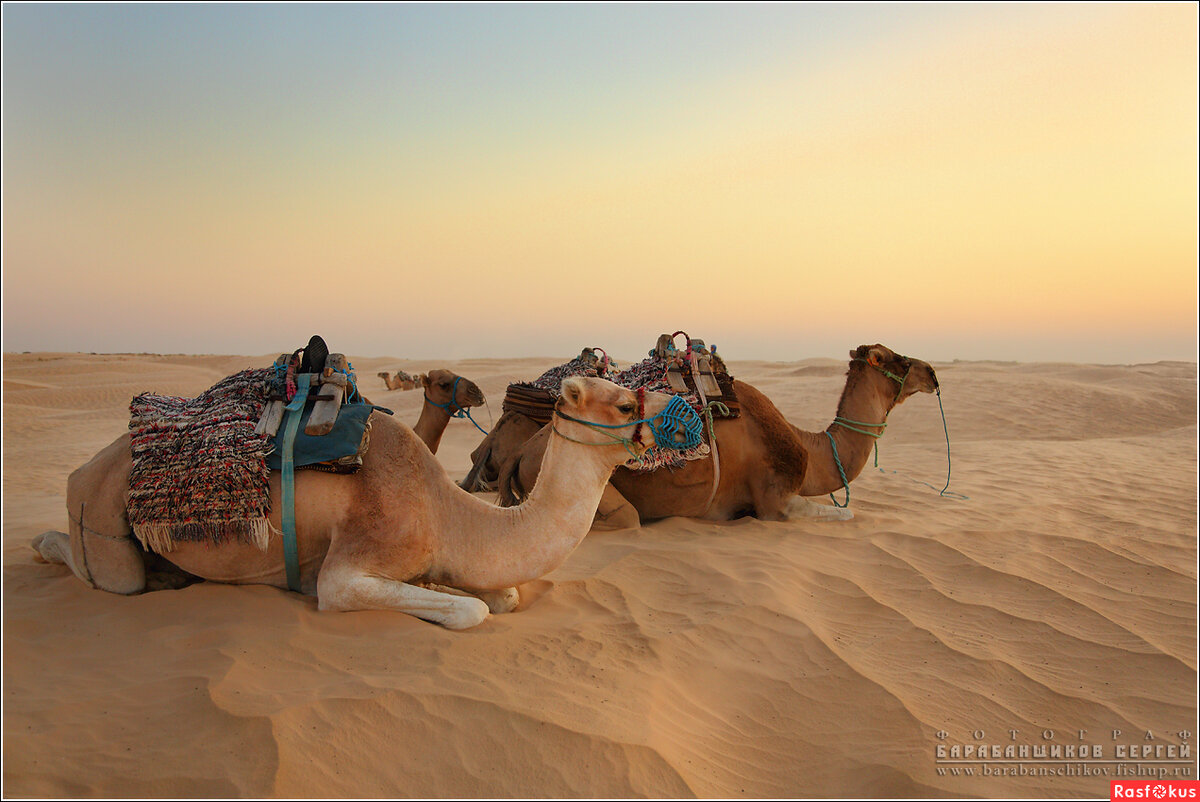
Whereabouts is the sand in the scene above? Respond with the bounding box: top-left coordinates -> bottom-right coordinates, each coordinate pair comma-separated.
2,351 -> 1196,798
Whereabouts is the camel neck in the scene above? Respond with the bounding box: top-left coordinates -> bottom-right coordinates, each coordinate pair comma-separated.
429,424 -> 617,590
796,367 -> 896,497
412,399 -> 452,454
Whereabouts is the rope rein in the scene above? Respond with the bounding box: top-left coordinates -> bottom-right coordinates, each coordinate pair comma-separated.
551,417 -> 647,464
826,358 -> 966,507
552,392 -> 708,466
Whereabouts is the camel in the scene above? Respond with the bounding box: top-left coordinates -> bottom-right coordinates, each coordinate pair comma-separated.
378,370 -> 422,391
31,377 -> 675,629
494,345 -> 939,523
412,369 -> 486,454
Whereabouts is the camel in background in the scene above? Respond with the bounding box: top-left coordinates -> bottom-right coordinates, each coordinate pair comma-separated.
413,369 -> 486,454
378,370 -> 422,391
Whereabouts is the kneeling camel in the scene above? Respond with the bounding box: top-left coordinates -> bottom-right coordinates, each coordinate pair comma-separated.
499,345 -> 939,522
33,377 -> 672,629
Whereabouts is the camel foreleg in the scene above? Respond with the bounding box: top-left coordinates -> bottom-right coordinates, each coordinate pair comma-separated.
317,570 -> 490,629
418,582 -> 520,614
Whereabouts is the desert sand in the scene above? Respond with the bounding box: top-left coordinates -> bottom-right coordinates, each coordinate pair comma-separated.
2,350 -> 1196,798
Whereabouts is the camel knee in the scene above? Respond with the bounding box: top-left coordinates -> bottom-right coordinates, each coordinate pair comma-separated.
316,567 -> 359,611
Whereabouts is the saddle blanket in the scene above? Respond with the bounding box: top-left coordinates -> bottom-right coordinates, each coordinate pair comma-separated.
127,366 -> 388,553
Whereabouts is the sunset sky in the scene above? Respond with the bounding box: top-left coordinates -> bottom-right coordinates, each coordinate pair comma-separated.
3,3 -> 1196,363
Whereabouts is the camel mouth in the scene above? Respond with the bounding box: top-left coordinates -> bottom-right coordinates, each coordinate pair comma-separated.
915,362 -> 939,393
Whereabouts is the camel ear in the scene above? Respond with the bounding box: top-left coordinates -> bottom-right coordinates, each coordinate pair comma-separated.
419,373 -> 430,389
867,349 -> 884,367
560,377 -> 584,407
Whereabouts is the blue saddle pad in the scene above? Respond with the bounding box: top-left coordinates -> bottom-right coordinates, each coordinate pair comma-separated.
266,400 -> 392,470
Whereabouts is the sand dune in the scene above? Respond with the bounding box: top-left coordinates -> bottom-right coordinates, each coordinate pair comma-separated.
3,351 -> 1195,798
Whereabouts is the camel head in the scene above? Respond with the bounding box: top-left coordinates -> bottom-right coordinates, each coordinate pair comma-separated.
849,344 -> 938,405
423,369 -> 486,413
554,377 -> 676,463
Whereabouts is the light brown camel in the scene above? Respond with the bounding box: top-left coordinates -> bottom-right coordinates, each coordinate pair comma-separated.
413,369 -> 486,454
378,371 -> 422,391
31,378 -> 673,629
497,345 -> 939,523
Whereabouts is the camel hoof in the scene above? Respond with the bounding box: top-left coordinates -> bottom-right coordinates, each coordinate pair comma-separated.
481,587 -> 520,614
444,597 -> 491,630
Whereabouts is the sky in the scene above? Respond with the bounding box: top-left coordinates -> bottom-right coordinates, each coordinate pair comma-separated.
2,3 -> 1196,364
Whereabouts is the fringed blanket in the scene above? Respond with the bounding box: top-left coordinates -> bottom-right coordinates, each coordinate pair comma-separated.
528,348 -> 618,391
127,368 -> 276,553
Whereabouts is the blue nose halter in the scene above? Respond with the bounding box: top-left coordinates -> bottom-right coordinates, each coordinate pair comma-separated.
644,394 -> 705,450
554,393 -> 706,461
425,375 -> 490,435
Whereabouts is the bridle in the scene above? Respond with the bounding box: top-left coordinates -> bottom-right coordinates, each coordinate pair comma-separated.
552,391 -> 704,465
826,354 -> 959,507
426,375 -> 490,435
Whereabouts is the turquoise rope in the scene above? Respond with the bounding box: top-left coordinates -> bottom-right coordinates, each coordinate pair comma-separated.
427,375 -> 490,435
279,373 -> 312,593
564,395 -> 704,451
335,361 -> 361,404
551,419 -> 646,465
831,417 -> 886,438
827,358 -> 967,505
825,431 -> 852,508
934,389 -> 965,498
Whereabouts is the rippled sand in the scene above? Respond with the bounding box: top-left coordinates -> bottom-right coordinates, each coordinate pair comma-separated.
3,352 -> 1195,797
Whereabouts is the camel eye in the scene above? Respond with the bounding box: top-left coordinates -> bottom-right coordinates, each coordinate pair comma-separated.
618,402 -> 635,415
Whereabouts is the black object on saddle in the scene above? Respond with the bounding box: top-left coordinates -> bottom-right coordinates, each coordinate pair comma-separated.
299,334 -> 330,375
263,335 -> 393,474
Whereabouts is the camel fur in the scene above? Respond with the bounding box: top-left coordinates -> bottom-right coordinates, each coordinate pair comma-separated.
32,377 -> 670,629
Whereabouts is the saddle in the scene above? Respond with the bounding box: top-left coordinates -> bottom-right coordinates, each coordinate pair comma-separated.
500,334 -> 740,429
257,335 -> 389,473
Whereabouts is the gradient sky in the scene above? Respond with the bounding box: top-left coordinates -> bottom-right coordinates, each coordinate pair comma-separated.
2,3 -> 1196,363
